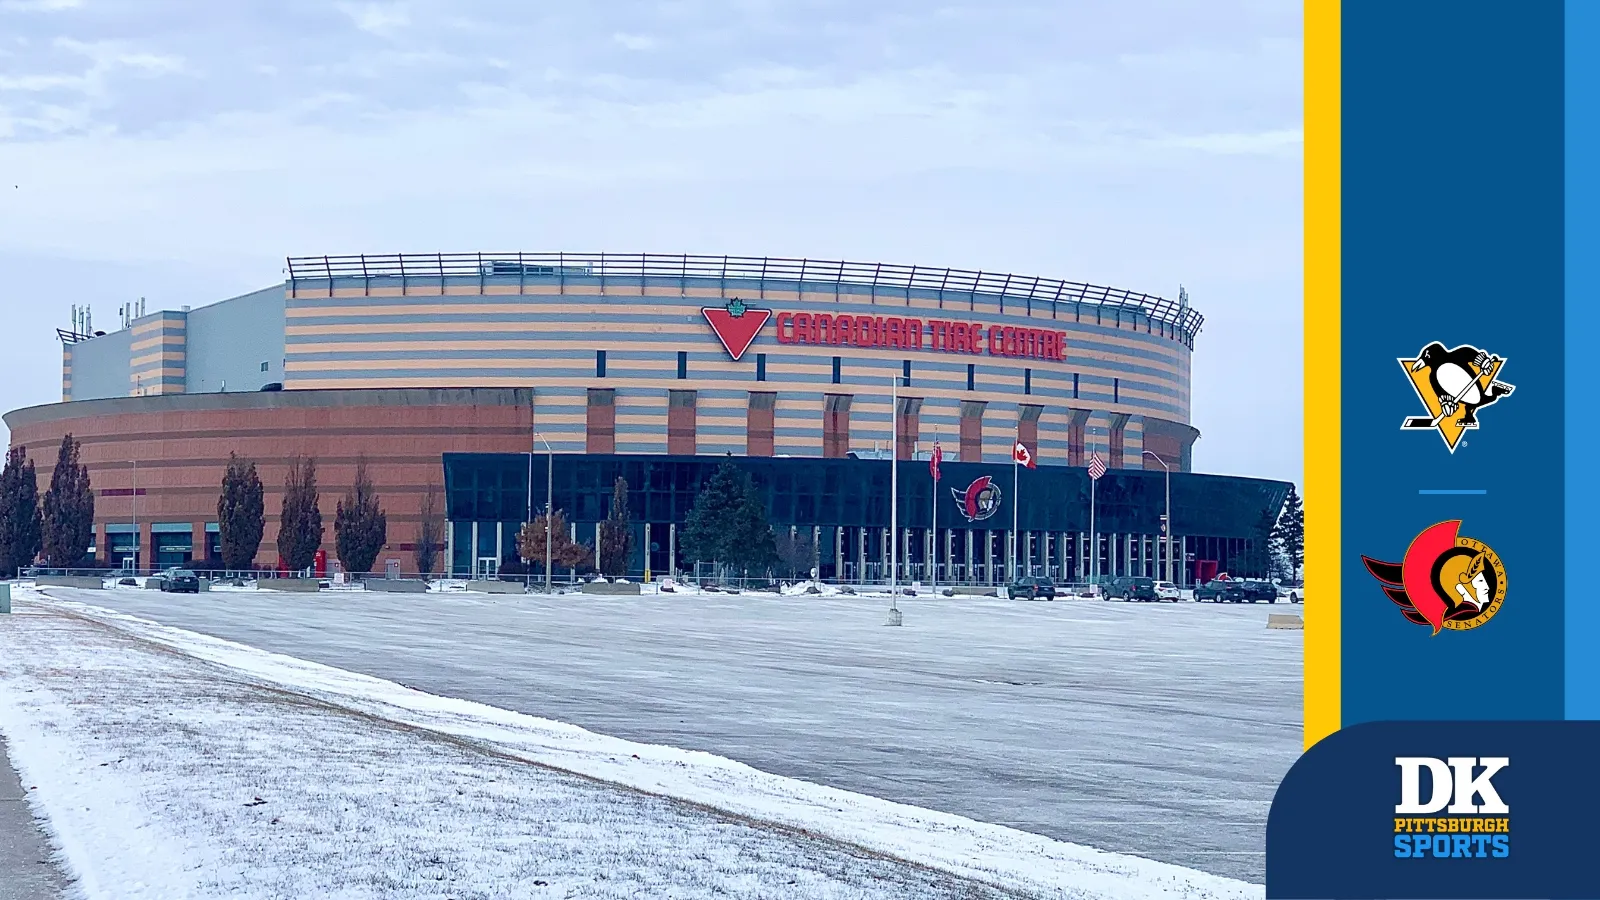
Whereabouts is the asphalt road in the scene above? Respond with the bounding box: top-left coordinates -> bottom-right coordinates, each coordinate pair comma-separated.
51,586 -> 1302,883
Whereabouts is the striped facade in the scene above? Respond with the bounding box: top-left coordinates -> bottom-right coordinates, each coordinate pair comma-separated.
129,311 -> 187,397
280,269 -> 1197,470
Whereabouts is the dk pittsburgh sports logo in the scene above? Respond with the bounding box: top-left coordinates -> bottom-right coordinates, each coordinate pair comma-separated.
952,476 -> 1002,522
1362,521 -> 1506,635
1393,757 -> 1511,859
1399,342 -> 1515,453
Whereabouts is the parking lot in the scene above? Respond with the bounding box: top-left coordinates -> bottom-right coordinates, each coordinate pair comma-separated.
40,585 -> 1301,883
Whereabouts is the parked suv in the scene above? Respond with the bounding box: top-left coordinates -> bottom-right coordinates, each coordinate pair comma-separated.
1008,576 -> 1057,601
1194,578 -> 1248,603
161,569 -> 200,593
1153,581 -> 1182,601
1106,576 -> 1159,602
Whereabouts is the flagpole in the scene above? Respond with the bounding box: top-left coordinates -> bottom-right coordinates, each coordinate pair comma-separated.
1011,453 -> 1019,581
1090,473 -> 1097,595
889,373 -> 898,611
930,437 -> 938,598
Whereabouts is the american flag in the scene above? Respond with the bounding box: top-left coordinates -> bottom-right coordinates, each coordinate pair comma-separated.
1087,453 -> 1107,481
929,443 -> 942,482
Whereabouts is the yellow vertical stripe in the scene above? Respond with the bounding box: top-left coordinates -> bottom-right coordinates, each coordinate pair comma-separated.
1304,0 -> 1341,749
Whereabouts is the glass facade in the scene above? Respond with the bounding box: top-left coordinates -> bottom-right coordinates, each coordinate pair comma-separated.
444,453 -> 1290,584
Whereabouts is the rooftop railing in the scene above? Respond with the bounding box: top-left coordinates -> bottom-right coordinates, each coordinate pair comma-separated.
286,252 -> 1204,344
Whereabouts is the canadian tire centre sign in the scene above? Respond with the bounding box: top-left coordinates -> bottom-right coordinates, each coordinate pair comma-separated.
701,298 -> 1068,363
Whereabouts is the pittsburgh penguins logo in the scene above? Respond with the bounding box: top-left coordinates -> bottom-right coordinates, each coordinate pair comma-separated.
952,476 -> 1002,522
1362,520 -> 1507,635
1399,342 -> 1514,453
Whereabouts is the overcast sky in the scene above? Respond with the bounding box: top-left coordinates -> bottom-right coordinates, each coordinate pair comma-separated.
0,0 -> 1302,485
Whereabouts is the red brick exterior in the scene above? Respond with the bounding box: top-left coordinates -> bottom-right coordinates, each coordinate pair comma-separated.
4,389 -> 534,573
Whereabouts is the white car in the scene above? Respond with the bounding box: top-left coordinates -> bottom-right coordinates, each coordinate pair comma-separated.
1154,581 -> 1181,601
1277,583 -> 1303,603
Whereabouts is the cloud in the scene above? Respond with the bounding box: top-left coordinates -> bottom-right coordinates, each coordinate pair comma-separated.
1157,128 -> 1303,155
612,32 -> 659,51
338,2 -> 411,37
0,0 -> 83,11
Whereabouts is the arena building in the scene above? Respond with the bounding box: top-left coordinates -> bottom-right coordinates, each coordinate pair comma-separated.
3,252 -> 1288,584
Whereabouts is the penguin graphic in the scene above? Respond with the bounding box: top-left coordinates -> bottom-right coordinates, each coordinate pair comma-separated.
1399,342 -> 1515,451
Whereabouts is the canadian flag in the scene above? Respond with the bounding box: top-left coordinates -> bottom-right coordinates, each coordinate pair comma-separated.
1012,441 -> 1036,469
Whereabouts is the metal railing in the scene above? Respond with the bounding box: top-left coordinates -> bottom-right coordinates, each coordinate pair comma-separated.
285,252 -> 1204,345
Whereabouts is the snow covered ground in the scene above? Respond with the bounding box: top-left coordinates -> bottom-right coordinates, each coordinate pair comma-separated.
19,581 -> 1300,883
0,589 -> 1262,900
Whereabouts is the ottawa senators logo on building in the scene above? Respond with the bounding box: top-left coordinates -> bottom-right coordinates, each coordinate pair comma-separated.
1362,520 -> 1507,635
952,476 -> 1001,522
1399,342 -> 1515,453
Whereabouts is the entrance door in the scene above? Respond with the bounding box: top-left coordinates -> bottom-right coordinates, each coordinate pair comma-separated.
477,556 -> 499,579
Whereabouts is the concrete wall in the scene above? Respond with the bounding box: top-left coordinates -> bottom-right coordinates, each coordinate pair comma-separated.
65,327 -> 132,403
186,285 -> 287,394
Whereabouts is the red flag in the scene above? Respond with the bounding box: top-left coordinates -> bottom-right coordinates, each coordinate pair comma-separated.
929,443 -> 942,481
1012,441 -> 1036,469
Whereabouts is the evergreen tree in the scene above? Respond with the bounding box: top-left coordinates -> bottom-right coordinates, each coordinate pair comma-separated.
516,510 -> 592,572
41,434 -> 94,568
1271,484 -> 1305,579
0,446 -> 43,577
334,457 -> 387,575
276,456 -> 323,573
217,453 -> 265,571
598,476 -> 633,577
414,482 -> 443,575
680,462 -> 776,578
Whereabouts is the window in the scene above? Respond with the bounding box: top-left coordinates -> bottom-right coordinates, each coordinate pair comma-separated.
901,360 -> 911,387
1114,377 -> 1120,404
1073,373 -> 1080,399
586,388 -> 616,454
823,394 -> 853,458
748,392 -> 776,456
260,361 -> 269,373
667,390 -> 696,455
959,400 -> 986,462
1024,368 -> 1032,395
966,363 -> 975,391
596,350 -> 607,378
832,356 -> 842,385
756,353 -> 767,382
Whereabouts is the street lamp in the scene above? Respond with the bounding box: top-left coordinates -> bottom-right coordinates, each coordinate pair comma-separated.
531,433 -> 555,593
1142,450 -> 1172,585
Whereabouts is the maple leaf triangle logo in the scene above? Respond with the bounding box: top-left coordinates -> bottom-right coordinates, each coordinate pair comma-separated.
701,298 -> 770,361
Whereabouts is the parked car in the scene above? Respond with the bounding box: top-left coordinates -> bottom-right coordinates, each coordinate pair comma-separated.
1194,578 -> 1248,603
1154,581 -> 1182,601
161,569 -> 200,593
1008,576 -> 1057,600
1105,576 -> 1159,602
1277,581 -> 1304,603
1238,579 -> 1279,603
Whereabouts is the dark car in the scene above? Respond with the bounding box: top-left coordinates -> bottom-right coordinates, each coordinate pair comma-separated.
1008,576 -> 1056,600
161,569 -> 200,593
1238,579 -> 1279,603
1194,578 -> 1248,603
1106,576 -> 1159,602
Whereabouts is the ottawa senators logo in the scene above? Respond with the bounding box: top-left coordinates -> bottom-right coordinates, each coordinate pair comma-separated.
952,476 -> 1001,522
1362,520 -> 1506,635
1399,342 -> 1514,453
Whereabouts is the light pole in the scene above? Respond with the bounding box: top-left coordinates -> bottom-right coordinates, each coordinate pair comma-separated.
1142,450 -> 1172,585
532,433 -> 555,593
